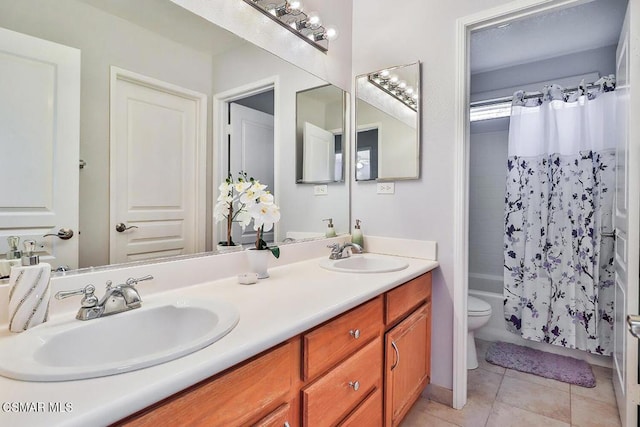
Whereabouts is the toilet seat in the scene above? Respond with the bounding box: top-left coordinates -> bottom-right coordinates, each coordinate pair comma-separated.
468,295 -> 491,316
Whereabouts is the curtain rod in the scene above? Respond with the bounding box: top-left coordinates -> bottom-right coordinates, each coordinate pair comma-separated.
470,82 -> 607,109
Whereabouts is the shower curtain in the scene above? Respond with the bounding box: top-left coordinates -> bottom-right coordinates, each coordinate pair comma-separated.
503,79 -> 616,355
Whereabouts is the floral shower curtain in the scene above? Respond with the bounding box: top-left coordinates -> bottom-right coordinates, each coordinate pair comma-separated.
503,79 -> 616,355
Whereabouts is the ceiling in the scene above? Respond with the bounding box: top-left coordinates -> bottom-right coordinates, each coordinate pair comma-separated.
471,0 -> 628,74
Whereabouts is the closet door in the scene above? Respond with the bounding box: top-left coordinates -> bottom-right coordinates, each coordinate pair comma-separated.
0,27 -> 80,270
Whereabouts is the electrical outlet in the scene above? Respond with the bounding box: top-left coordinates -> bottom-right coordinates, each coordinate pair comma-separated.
376,182 -> 395,194
314,184 -> 328,196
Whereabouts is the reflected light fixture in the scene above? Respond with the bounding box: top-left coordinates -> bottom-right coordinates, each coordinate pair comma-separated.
243,0 -> 338,52
368,70 -> 418,111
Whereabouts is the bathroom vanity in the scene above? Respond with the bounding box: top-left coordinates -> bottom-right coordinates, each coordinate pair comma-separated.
0,237 -> 437,427
119,272 -> 432,427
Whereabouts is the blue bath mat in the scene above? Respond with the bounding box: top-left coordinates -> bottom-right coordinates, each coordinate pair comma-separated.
485,341 -> 596,388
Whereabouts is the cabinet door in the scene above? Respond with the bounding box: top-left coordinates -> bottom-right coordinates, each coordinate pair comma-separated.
384,302 -> 431,427
122,340 -> 299,427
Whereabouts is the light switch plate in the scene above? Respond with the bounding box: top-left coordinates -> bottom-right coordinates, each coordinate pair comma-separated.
377,182 -> 395,194
314,184 -> 328,196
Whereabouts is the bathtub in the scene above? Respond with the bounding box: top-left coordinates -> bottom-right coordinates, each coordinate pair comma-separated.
469,273 -> 612,368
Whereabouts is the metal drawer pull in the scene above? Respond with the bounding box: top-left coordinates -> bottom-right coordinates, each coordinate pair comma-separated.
391,341 -> 400,370
349,329 -> 360,339
348,380 -> 360,391
284,423 -> 290,427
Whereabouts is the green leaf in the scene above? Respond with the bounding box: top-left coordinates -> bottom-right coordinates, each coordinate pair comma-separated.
270,247 -> 280,259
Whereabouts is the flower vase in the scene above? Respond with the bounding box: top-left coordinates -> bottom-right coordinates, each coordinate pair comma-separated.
246,248 -> 271,279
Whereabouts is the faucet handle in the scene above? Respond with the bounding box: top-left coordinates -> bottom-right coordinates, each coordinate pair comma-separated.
55,285 -> 98,308
125,275 -> 154,286
327,243 -> 340,251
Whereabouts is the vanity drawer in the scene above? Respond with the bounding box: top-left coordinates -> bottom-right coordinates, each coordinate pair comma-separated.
385,272 -> 432,327
339,388 -> 383,427
302,337 -> 382,427
122,340 -> 299,427
253,401 -> 296,427
303,296 -> 383,380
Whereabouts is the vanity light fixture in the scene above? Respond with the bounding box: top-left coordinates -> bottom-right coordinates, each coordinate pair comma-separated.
243,0 -> 338,52
368,71 -> 418,111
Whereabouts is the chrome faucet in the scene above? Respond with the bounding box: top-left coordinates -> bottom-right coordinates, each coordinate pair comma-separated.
55,275 -> 153,321
327,242 -> 363,260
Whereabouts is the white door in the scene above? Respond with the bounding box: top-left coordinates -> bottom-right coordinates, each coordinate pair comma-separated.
110,67 -> 206,264
0,27 -> 80,270
613,4 -> 640,426
302,121 -> 335,182
229,102 -> 274,245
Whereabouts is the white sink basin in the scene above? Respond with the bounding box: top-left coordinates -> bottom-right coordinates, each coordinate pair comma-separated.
0,296 -> 239,381
319,254 -> 409,274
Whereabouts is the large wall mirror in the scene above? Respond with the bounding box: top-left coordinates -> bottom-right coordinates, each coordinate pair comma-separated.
296,85 -> 346,184
355,62 -> 420,181
0,0 -> 349,277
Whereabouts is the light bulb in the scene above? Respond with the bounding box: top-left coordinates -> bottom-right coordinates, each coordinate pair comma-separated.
406,87 -> 414,95
325,26 -> 338,41
398,81 -> 407,89
307,12 -> 321,29
288,0 -> 301,9
412,93 -> 419,100
389,75 -> 399,86
288,0 -> 302,14
380,70 -> 390,78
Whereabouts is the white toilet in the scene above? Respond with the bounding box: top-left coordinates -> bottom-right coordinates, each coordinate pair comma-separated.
467,295 -> 492,369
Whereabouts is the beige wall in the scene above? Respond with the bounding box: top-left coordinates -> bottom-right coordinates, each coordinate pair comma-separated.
351,0 -> 515,390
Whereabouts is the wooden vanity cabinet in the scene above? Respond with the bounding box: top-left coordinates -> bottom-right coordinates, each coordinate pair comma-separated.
117,272 -> 432,427
384,273 -> 432,427
118,339 -> 301,427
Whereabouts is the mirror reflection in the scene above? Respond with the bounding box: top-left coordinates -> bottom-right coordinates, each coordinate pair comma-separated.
355,62 -> 420,181
0,0 -> 349,275
296,85 -> 346,183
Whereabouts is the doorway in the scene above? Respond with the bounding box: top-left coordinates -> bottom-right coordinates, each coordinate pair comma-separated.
454,1 -> 636,421
214,78 -> 278,247
228,90 -> 275,244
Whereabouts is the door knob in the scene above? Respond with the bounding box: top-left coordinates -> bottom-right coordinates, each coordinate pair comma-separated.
43,228 -> 74,240
115,223 -> 138,233
627,315 -> 640,339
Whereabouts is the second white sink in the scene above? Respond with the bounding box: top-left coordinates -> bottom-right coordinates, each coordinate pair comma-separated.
0,296 -> 240,382
320,254 -> 409,274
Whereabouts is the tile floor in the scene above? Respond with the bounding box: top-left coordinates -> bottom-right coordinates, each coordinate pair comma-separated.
401,339 -> 621,427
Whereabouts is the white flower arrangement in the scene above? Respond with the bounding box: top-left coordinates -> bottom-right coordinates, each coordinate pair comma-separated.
214,172 -> 281,257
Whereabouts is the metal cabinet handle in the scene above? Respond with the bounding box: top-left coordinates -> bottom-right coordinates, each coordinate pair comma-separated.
391,341 -> 400,370
349,329 -> 360,339
284,423 -> 290,427
43,228 -> 74,240
116,223 -> 138,232
348,380 -> 360,391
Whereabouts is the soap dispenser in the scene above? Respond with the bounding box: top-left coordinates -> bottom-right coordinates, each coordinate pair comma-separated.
352,219 -> 364,248
8,240 -> 52,332
0,236 -> 22,279
323,218 -> 337,238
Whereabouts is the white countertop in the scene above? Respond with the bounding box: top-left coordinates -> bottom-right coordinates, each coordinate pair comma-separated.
0,254 -> 438,426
